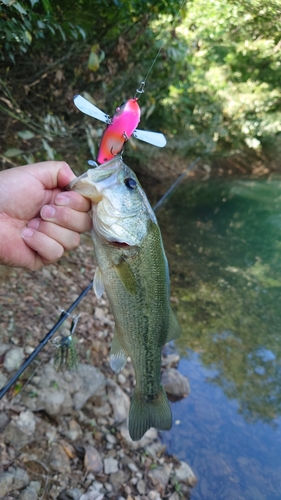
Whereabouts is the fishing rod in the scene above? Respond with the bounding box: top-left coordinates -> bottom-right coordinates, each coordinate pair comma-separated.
0,156 -> 200,400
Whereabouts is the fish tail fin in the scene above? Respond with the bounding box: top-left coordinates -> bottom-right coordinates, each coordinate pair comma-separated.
129,385 -> 172,441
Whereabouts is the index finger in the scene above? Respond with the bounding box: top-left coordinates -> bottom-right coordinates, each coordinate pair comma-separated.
20,161 -> 76,190
55,191 -> 91,212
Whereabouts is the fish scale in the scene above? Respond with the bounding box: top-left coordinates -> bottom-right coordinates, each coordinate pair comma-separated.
68,156 -> 181,440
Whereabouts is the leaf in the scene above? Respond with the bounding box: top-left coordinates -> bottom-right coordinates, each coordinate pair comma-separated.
17,130 -> 35,140
12,2 -> 27,14
4,148 -> 24,158
41,139 -> 55,160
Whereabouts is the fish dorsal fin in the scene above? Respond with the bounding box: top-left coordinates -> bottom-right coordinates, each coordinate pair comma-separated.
166,307 -> 182,343
93,266 -> 105,298
110,329 -> 128,373
114,259 -> 137,295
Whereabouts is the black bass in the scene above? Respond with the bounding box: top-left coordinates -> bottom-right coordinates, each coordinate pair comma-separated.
68,156 -> 181,440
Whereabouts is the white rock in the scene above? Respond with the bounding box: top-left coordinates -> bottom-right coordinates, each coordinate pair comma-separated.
148,491 -> 162,500
4,347 -> 25,372
73,364 -> 105,410
103,457 -> 119,474
175,460 -> 198,487
161,368 -> 190,399
107,379 -> 130,424
79,488 -> 104,500
17,410 -> 36,435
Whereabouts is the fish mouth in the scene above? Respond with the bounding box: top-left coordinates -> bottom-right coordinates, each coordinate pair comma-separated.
66,157 -> 123,201
109,241 -> 130,248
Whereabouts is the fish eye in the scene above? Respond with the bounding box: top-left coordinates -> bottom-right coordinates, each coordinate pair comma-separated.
124,178 -> 137,190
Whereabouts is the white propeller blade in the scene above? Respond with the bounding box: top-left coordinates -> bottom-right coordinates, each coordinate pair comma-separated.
74,95 -> 110,123
133,129 -> 167,148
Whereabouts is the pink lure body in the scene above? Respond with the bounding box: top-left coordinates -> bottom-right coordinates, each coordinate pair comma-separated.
97,98 -> 141,164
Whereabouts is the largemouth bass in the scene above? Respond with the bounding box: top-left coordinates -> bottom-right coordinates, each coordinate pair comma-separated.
68,156 -> 181,440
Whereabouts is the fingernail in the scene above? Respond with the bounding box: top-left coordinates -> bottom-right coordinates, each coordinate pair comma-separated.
21,228 -> 34,238
55,194 -> 70,206
28,219 -> 40,230
41,205 -> 56,219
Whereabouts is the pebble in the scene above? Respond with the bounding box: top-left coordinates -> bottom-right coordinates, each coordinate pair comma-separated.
84,445 -> 104,474
39,388 -> 72,416
30,481 -> 41,494
4,347 -> 25,372
79,487 -> 104,500
127,462 -> 139,473
73,364 -> 106,410
104,482 -> 113,492
107,379 -> 130,424
19,485 -> 38,500
109,470 -> 128,493
174,460 -> 198,487
162,353 -> 180,368
148,463 -> 173,496
137,479 -> 146,494
103,456 -> 119,474
4,420 -> 33,449
106,433 -> 117,445
161,368 -> 190,399
0,467 -> 29,496
65,419 -> 83,440
148,491 -> 162,500
117,373 -> 126,384
145,442 -> 166,458
17,410 -> 36,435
49,444 -> 71,474
57,488 -> 83,500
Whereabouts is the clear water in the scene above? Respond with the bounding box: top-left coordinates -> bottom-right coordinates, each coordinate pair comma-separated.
158,176 -> 281,500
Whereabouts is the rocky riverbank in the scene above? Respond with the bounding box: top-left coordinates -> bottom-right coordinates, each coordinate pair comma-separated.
0,235 -> 196,500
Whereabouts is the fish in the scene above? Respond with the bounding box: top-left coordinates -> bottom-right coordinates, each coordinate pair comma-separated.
74,94 -> 167,164
68,156 -> 181,441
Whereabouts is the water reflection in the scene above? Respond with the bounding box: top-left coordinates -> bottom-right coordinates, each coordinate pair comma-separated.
158,177 -> 281,499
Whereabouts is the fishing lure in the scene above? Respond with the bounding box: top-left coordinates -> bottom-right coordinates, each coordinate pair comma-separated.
53,312 -> 80,371
74,88 -> 166,164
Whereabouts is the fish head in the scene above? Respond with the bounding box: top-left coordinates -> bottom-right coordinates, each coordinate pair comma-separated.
68,156 -> 156,246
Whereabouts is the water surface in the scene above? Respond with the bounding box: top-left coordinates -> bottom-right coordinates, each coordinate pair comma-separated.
158,176 -> 281,500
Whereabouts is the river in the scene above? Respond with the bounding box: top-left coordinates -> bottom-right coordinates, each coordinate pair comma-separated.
157,175 -> 281,500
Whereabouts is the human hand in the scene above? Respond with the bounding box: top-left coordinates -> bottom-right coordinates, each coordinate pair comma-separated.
0,161 -> 91,270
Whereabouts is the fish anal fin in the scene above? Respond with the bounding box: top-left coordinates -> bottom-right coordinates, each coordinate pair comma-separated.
114,259 -> 137,295
129,385 -> 172,441
110,329 -> 128,373
166,307 -> 182,343
93,266 -> 105,298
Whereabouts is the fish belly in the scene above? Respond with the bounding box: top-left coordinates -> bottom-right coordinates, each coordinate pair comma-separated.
93,223 -> 172,440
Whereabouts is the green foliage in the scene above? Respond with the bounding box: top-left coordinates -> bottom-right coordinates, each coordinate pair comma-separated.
0,0 -> 86,62
0,0 -> 280,164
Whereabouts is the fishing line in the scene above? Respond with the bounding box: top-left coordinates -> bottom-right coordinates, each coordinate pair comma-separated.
134,0 -> 187,98
0,155 -> 199,400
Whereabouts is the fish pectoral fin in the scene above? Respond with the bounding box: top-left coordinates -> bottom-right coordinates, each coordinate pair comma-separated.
166,307 -> 182,343
114,260 -> 137,295
110,329 -> 128,373
93,266 -> 105,298
129,386 -> 172,441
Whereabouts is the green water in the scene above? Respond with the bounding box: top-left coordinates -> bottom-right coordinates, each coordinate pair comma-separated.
158,176 -> 281,500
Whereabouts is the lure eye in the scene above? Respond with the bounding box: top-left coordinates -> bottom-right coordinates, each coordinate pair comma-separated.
124,178 -> 137,190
